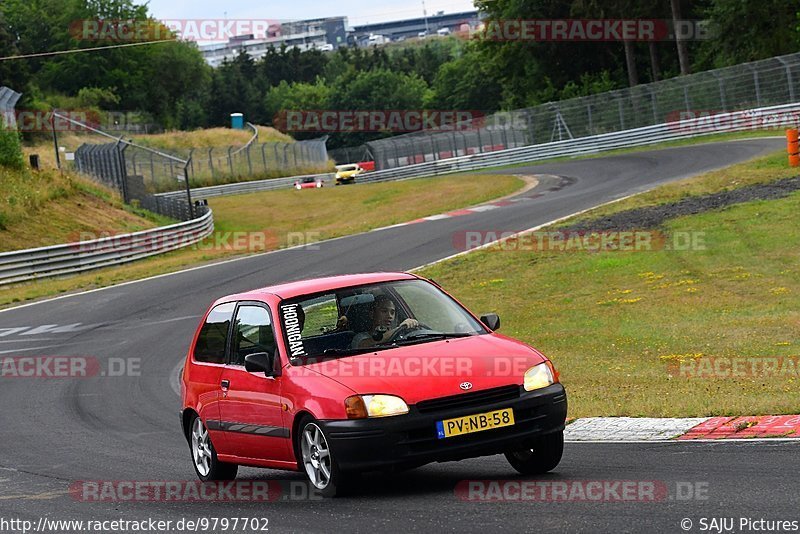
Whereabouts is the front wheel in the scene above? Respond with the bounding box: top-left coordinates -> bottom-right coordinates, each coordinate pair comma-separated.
189,415 -> 238,482
298,419 -> 349,497
505,430 -> 564,475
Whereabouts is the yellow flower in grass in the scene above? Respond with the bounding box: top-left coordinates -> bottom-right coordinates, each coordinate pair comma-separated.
659,352 -> 704,363
597,297 -> 642,305
770,287 -> 789,295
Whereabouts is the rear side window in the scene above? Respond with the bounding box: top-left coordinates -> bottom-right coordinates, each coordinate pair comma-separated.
194,302 -> 236,364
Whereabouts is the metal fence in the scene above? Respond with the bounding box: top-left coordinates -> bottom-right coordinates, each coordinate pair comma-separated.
328,145 -> 373,164
62,113 -> 330,219
69,131 -> 199,221
0,86 -> 22,129
181,136 -> 330,187
357,103 -> 799,184
367,52 -> 800,170
72,124 -> 330,195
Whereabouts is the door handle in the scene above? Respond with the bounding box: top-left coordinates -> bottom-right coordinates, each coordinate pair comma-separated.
221,379 -> 230,389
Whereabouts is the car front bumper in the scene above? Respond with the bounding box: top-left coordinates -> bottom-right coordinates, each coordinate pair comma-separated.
320,383 -> 567,472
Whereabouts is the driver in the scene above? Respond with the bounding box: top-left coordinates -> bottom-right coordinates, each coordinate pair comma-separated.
351,294 -> 418,349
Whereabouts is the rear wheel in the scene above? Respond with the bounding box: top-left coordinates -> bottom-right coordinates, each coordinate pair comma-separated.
505,430 -> 564,475
190,415 -> 238,482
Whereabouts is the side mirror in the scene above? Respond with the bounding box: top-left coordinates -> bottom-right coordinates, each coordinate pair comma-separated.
480,313 -> 500,331
245,352 -> 277,377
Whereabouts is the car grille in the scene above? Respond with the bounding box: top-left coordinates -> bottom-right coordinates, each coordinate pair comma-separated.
414,385 -> 521,414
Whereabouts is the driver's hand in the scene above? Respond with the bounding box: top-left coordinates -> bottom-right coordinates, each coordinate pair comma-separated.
400,318 -> 419,329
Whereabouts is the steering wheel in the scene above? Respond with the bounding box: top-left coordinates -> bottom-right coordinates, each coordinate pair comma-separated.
384,321 -> 431,344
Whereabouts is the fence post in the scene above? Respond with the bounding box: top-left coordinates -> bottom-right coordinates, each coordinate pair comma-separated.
776,56 -> 795,101
50,113 -> 61,170
227,146 -> 234,175
388,138 -> 400,168
115,139 -> 130,203
246,143 -> 253,175
183,159 -> 194,219
749,66 -> 762,107
261,143 -> 267,171
713,72 -> 727,111
683,85 -> 692,112
647,87 -> 658,124
208,148 -> 215,177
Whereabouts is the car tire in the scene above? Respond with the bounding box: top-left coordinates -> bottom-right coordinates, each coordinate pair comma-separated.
189,414 -> 238,482
297,417 -> 349,498
504,430 -> 564,475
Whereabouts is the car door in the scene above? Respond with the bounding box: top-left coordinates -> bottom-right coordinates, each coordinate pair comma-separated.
190,301 -> 236,452
218,302 -> 291,462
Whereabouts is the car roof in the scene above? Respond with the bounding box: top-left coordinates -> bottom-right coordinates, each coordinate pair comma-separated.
222,272 -> 419,302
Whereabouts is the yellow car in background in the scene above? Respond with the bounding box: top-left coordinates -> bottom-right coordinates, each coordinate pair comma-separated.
334,163 -> 364,185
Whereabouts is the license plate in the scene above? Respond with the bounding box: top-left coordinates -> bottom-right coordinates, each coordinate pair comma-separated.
436,408 -> 515,439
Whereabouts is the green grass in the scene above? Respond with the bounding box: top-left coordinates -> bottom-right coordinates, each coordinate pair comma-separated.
132,125 -> 293,151
0,173 -> 524,307
419,152 -> 800,418
562,149 -> 799,225
0,167 -> 166,251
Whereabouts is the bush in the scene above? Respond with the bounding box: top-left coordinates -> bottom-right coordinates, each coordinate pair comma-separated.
0,129 -> 25,169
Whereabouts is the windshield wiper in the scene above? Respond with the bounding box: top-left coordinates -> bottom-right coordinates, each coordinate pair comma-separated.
386,332 -> 475,346
320,346 -> 389,357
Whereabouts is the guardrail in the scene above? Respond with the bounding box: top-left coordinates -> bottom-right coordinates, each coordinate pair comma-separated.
354,102 -> 800,184
230,122 -> 259,156
160,102 -> 799,200
0,210 -> 213,285
157,173 -> 335,200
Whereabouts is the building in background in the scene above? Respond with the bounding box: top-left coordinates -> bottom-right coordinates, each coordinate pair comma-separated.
200,17 -> 348,67
199,11 -> 482,67
349,11 -> 479,47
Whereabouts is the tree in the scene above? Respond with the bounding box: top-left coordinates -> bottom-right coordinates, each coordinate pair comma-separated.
427,44 -> 503,111
0,11 -> 28,91
670,0 -> 691,74
327,69 -> 429,147
699,0 -> 800,67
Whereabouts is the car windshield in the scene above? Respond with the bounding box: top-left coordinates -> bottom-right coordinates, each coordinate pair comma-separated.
278,279 -> 487,362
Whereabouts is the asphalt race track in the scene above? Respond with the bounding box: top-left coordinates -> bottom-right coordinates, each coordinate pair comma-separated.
1,138 -> 795,533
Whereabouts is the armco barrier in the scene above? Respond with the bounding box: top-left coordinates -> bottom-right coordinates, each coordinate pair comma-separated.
159,103 -> 800,200
157,173 -> 334,200
0,210 -> 213,285
354,103 -> 800,184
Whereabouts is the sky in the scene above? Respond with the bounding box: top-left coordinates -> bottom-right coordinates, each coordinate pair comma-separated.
144,0 -> 477,26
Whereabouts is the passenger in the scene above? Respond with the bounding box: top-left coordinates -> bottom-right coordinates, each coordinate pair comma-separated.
351,295 -> 418,348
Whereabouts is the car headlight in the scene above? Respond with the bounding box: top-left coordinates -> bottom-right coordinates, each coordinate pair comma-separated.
523,362 -> 556,391
345,395 -> 409,419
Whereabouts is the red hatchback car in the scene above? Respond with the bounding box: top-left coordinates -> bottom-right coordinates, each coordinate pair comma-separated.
180,272 -> 567,496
